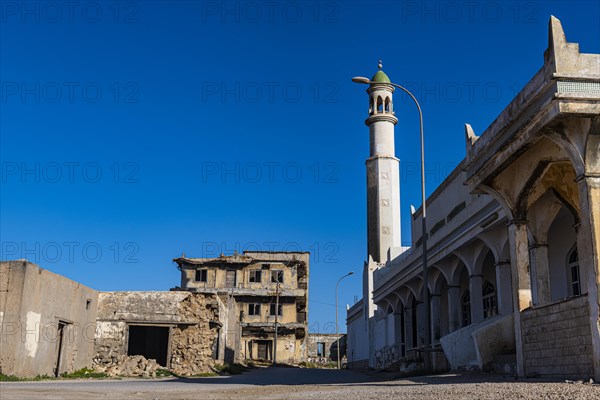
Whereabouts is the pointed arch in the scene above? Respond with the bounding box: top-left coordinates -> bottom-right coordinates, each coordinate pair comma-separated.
376,96 -> 383,113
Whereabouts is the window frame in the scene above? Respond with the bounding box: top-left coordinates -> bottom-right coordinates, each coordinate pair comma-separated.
195,269 -> 208,283
567,246 -> 581,297
482,281 -> 498,319
249,270 -> 262,283
248,303 -> 261,316
270,270 -> 284,284
461,289 -> 471,327
269,303 -> 283,317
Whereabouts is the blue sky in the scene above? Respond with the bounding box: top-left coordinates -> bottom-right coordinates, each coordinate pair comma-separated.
1,1 -> 599,333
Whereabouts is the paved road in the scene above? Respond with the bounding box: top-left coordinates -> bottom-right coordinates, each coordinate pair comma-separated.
2,367 -> 599,400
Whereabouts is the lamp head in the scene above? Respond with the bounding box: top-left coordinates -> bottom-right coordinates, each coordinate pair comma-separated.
351,77 -> 370,84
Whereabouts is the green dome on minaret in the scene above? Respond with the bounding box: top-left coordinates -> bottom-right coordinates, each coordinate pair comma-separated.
370,60 -> 391,83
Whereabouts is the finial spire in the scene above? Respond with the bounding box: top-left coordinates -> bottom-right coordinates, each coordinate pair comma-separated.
378,60 -> 383,69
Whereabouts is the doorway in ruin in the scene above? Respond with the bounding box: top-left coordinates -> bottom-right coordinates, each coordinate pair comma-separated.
127,325 -> 170,366
54,321 -> 67,377
225,270 -> 237,287
255,340 -> 272,360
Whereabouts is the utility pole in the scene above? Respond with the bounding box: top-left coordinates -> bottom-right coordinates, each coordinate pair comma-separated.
273,281 -> 279,367
335,272 -> 354,369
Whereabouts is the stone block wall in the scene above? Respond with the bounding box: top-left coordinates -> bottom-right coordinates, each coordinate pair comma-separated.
94,291 -> 224,376
521,295 -> 594,378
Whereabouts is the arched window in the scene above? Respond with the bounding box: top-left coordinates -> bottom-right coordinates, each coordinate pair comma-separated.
461,290 -> 471,327
384,97 -> 391,112
369,98 -> 374,115
377,96 -> 383,113
567,246 -> 581,297
482,281 -> 498,319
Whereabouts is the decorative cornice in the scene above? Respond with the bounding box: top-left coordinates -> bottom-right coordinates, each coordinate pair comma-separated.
366,155 -> 400,163
365,113 -> 398,126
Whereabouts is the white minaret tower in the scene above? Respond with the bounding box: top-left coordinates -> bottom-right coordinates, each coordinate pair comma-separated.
365,61 -> 401,263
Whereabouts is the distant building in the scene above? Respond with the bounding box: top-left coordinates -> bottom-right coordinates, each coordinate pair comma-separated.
347,16 -> 600,380
174,251 -> 309,364
307,333 -> 346,364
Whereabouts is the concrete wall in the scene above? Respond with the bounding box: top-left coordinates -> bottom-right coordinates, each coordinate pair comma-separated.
94,291 -> 224,376
0,260 -> 98,378
346,302 -> 369,368
521,295 -> 594,378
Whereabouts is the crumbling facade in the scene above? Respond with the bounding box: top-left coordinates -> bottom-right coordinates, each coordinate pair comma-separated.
94,291 -> 225,376
0,261 -> 228,378
0,260 -> 98,378
307,333 -> 346,364
174,251 -> 309,364
347,16 -> 600,379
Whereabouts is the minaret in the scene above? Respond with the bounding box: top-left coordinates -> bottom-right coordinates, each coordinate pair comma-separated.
365,61 -> 401,263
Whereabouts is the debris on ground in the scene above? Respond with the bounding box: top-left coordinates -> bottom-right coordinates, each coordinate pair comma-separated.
93,355 -> 161,378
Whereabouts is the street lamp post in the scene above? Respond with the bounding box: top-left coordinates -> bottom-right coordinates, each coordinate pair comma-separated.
352,75 -> 431,372
335,271 -> 354,369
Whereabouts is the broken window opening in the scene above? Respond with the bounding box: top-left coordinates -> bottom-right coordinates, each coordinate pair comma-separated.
270,303 -> 283,317
317,342 -> 325,357
270,270 -> 284,283
248,303 -> 261,316
249,270 -> 262,283
127,325 -> 169,367
195,269 -> 208,282
86,299 -> 92,310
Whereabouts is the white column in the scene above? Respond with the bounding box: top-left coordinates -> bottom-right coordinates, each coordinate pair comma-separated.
448,286 -> 461,332
469,275 -> 484,324
577,175 -> 600,381
507,220 -> 532,377
530,243 -> 551,305
430,294 -> 441,344
416,301 -> 425,348
404,306 -> 414,350
495,261 -> 514,315
394,312 -> 404,358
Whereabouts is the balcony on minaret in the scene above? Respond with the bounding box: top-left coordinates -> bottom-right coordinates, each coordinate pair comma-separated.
365,66 -> 398,128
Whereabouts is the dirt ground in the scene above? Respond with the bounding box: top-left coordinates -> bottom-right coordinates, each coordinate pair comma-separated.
2,367 -> 599,400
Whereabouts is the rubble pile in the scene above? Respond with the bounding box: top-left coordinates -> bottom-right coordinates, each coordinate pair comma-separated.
93,355 -> 161,377
169,293 -> 219,376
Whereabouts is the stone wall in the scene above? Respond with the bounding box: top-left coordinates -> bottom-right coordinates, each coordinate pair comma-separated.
307,333 -> 344,362
521,295 -> 594,378
94,291 -> 223,376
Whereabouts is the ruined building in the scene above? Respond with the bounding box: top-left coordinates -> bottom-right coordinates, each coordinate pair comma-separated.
0,260 -> 225,378
173,251 -> 309,364
307,333 -> 346,364
93,290 -> 225,376
347,16 -> 600,379
0,260 -> 98,378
